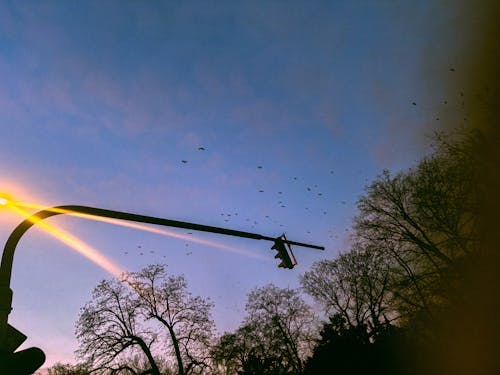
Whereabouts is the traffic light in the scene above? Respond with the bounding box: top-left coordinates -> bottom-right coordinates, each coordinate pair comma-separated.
271,235 -> 296,269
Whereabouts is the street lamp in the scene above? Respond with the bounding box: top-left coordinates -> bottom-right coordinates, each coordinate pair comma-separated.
0,203 -> 324,372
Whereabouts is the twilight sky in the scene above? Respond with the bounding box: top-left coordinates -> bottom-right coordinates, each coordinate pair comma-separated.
0,0 -> 468,368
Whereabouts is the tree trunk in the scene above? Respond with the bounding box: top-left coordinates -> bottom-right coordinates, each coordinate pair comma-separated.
153,315 -> 185,375
132,335 -> 161,375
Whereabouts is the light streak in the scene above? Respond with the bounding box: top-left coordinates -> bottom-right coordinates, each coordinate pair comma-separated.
8,206 -> 125,278
78,214 -> 269,261
13,201 -> 269,261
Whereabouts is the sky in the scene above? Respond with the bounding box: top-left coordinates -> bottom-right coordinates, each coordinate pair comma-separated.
0,0 -> 469,368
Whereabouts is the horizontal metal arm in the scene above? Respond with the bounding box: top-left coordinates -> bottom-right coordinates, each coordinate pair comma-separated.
1,205 -> 324,287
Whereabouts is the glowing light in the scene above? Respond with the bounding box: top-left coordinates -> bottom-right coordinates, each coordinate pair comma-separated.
9,206 -> 125,278
0,193 -> 14,207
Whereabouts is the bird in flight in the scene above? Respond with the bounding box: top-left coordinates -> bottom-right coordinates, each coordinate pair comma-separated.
181,160 -> 188,163
198,146 -> 205,150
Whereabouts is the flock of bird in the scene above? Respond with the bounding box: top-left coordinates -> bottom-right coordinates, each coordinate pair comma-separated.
119,144 -> 346,258
117,68 -> 472,296
123,71 -> 466,260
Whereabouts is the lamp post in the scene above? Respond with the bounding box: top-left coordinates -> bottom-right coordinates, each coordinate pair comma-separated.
0,203 -> 324,371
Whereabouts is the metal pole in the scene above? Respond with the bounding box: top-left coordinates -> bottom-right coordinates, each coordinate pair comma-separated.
0,204 -> 324,350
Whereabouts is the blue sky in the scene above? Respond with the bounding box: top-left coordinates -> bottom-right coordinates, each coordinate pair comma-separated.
0,0 -> 466,368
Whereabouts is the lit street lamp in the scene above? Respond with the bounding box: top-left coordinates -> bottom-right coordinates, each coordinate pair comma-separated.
0,202 -> 323,372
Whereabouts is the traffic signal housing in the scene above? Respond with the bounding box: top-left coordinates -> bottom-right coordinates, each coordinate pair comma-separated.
272,235 -> 297,269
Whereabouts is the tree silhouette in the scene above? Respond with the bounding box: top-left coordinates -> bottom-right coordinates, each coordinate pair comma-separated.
75,279 -> 161,375
75,265 -> 213,375
244,285 -> 316,374
353,132 -> 479,323
301,245 -> 396,339
302,131 -> 482,374
303,313 -> 370,375
304,314 -> 420,375
212,284 -> 316,375
211,324 -> 257,374
45,362 -> 90,375
125,265 -> 215,375
211,323 -> 288,375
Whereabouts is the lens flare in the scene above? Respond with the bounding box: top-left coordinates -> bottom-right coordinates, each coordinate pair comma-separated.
81,215 -> 269,261
9,206 -> 125,278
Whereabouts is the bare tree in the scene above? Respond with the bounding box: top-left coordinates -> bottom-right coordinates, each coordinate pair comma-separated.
211,324 -> 266,375
44,362 -> 90,375
301,245 -> 396,336
350,131 -> 479,321
75,279 -> 161,375
243,284 -> 317,374
354,146 -> 478,317
125,265 -> 215,375
211,285 -> 316,375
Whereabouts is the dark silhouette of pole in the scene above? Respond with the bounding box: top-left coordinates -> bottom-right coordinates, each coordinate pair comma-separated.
0,204 -> 324,354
